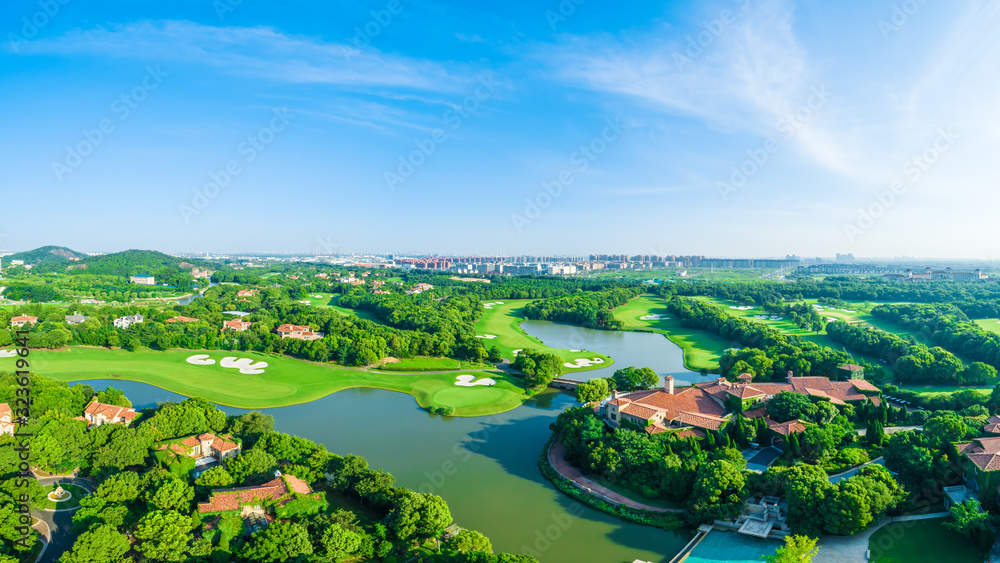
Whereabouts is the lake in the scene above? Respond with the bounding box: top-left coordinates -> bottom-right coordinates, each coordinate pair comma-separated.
76,322 -> 705,563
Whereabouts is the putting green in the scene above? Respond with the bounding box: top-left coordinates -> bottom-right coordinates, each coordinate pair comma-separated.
8,347 -> 529,416
474,300 -> 612,370
612,296 -> 729,371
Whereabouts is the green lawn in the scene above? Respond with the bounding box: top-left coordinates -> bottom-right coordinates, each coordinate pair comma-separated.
868,518 -> 985,563
34,483 -> 87,510
473,300 -> 613,371
975,319 -> 1000,335
292,293 -> 383,324
897,384 -> 993,397
611,296 -> 730,371
377,356 -> 493,372
12,347 -> 529,416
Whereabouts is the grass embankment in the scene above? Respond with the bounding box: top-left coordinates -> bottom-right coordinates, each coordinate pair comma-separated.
473,300 -> 613,372
868,518 -> 985,563
13,347 -> 529,416
612,296 -> 729,372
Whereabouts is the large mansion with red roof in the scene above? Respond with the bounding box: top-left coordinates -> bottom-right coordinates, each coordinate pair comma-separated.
0,403 -> 14,436
275,324 -> 323,341
83,400 -> 137,427
223,319 -> 252,332
10,315 -> 37,328
156,433 -> 242,463
198,472 -> 326,534
602,370 -> 882,437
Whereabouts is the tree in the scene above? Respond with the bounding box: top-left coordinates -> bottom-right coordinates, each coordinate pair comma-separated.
767,392 -> 816,423
244,521 -> 313,562
959,362 -> 997,385
613,367 -> 660,392
321,524 -> 364,562
575,378 -> 610,403
384,492 -> 453,545
945,499 -> 994,552
133,510 -> 192,562
448,529 -> 493,554
59,525 -> 130,563
145,478 -> 194,512
763,534 -> 819,563
866,420 -> 885,446
195,466 -> 234,488
685,460 -> 746,523
225,448 -> 278,484
800,426 -> 838,462
924,412 -> 966,448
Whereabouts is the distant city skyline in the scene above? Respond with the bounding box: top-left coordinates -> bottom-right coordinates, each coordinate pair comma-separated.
2,1 -> 998,257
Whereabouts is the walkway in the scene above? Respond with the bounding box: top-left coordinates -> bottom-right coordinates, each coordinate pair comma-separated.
33,473 -> 94,563
828,457 -> 885,484
547,438 -> 681,513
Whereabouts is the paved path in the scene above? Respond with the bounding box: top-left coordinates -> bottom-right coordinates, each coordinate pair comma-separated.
33,474 -> 94,563
548,438 -> 681,513
828,457 -> 885,483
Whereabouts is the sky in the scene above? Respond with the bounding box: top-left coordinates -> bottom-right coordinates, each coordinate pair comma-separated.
1,0 -> 998,258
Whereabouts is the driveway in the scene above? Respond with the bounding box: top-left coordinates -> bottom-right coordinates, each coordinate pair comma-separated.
32,473 -> 94,563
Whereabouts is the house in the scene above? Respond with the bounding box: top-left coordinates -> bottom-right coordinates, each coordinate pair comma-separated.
155,433 -> 242,462
237,289 -> 258,297
837,364 -> 865,380
130,275 -> 155,285
165,316 -> 200,323
83,400 -> 137,427
601,371 -> 881,435
65,312 -> 88,325
275,324 -> 323,341
10,315 -> 38,328
223,319 -> 252,332
192,268 -> 214,278
984,416 -> 1000,435
197,472 -> 326,533
0,403 -> 14,436
113,314 -> 144,329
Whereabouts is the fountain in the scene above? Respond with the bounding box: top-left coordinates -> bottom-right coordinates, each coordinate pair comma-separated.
47,485 -> 72,503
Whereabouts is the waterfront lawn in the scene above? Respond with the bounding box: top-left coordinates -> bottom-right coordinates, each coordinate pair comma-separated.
612,296 -> 731,371
474,300 -> 613,370
34,483 -> 87,510
868,518 -> 985,563
19,347 -> 529,416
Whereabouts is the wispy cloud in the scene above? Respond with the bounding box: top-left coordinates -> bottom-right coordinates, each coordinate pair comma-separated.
14,20 -> 470,93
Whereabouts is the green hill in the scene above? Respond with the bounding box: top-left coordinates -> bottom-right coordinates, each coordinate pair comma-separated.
36,249 -> 221,290
5,245 -> 88,265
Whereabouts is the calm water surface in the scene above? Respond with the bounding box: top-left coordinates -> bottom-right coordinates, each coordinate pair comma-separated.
81,324 -> 704,563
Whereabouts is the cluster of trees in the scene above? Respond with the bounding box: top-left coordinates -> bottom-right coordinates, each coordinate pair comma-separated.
0,375 -> 537,563
824,321 -> 983,384
668,298 -> 854,380
573,367 -> 660,403
873,303 -> 1000,376
33,250 -> 221,291
522,288 -> 644,329
1,283 -> 64,303
510,350 -> 563,389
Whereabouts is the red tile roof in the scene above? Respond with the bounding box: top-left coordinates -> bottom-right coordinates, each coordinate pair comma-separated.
766,418 -> 807,436
197,474 -> 314,513
165,316 -> 200,323
83,401 -> 137,422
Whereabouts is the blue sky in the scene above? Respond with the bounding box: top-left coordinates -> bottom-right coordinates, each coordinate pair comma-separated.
1,0 -> 997,258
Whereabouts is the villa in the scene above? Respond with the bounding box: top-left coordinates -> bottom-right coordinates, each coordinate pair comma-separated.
65,312 -> 88,325
10,315 -> 38,328
156,433 -> 242,462
984,416 -> 1000,435
223,319 -> 252,332
83,400 -> 137,427
237,289 -> 258,297
956,437 -> 1000,508
198,472 -> 326,534
275,324 -> 323,341
113,314 -> 144,329
0,403 -> 14,436
601,370 -> 881,435
165,316 -> 200,323
130,274 -> 155,285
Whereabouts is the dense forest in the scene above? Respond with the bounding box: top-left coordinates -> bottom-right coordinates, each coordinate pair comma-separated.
522,288 -> 644,329
0,375 -> 538,563
872,303 -> 1000,371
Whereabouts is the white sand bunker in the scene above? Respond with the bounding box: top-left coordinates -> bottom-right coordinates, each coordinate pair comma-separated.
482,302 -> 503,309
569,349 -> 582,352
826,317 -> 838,322
769,316 -> 783,321
312,294 -> 324,298
842,309 -> 857,313
564,358 -> 605,368
730,305 -> 754,310
455,374 -> 496,387
298,300 -> 311,304
640,314 -> 669,320
475,334 -> 498,339
187,355 -> 216,366
220,357 -> 269,375
512,349 -> 522,356
0,350 -> 17,358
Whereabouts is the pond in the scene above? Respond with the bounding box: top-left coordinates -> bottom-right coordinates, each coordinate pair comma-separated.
74,322 -> 706,562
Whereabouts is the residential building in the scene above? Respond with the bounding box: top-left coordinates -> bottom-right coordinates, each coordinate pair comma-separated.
237,289 -> 259,297
883,267 -> 989,283
0,403 -> 14,436
601,370 -> 881,435
130,275 -> 155,285
197,472 -> 325,531
10,315 -> 38,328
155,433 -> 242,462
65,312 -> 88,325
113,314 -> 144,329
275,324 -> 323,340
165,316 -> 200,323
192,268 -> 214,278
223,319 -> 252,332
83,400 -> 137,427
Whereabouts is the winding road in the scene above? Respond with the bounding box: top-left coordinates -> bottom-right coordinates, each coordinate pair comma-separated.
31,471 -> 94,563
